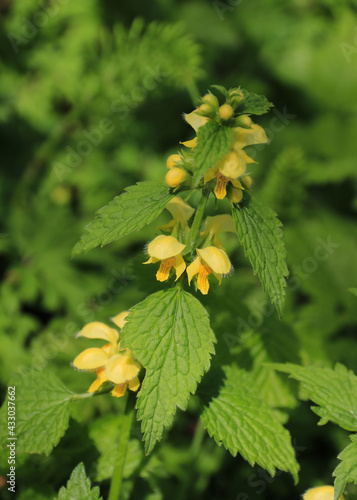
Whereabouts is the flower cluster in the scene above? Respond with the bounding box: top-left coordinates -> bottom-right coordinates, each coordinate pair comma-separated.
165,88 -> 268,202
72,312 -> 141,398
144,197 -> 235,294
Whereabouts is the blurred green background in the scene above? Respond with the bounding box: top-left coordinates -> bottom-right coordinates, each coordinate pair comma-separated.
1,0 -> 357,498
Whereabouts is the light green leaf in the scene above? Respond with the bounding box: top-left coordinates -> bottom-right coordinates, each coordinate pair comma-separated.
349,288 -> 357,297
239,89 -> 274,115
193,121 -> 233,184
0,370 -> 73,455
199,365 -> 299,481
72,181 -> 174,256
121,287 -> 216,454
273,363 -> 357,431
57,463 -> 101,500
333,434 -> 357,500
232,193 -> 288,317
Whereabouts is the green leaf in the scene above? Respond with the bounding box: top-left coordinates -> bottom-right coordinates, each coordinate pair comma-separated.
193,121 -> 233,184
349,288 -> 357,297
333,434 -> 357,500
199,365 -> 299,481
121,287 -> 216,454
210,84 -> 229,97
72,181 -> 174,256
232,193 -> 288,317
239,89 -> 274,115
0,370 -> 73,455
273,363 -> 357,431
57,463 -> 101,500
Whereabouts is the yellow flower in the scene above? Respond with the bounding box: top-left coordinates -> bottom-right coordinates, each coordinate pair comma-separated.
187,246 -> 231,295
204,123 -> 267,200
144,235 -> 186,282
180,137 -> 198,149
159,197 -> 194,232
184,110 -> 209,133
72,318 -> 141,398
166,153 -> 182,169
165,167 -> 187,188
201,214 -> 236,248
303,486 -> 344,500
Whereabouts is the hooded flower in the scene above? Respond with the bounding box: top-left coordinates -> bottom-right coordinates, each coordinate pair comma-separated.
303,486 -> 344,500
72,317 -> 141,398
181,110 -> 209,151
205,123 -> 267,200
187,246 -> 231,295
201,214 -> 236,248
144,235 -> 186,282
158,197 -> 194,232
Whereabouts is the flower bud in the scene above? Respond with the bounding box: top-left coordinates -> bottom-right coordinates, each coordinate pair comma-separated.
242,175 -> 252,188
166,153 -> 181,169
165,167 -> 187,188
219,104 -> 234,121
197,104 -> 215,117
201,93 -> 219,109
230,188 -> 243,204
230,89 -> 245,108
234,115 -> 252,128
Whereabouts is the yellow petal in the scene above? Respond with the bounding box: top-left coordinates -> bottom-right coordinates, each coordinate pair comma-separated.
184,110 -> 209,132
231,178 -> 244,189
174,253 -> 186,280
73,347 -> 110,371
128,376 -> 140,392
217,151 -> 246,179
111,383 -> 127,398
77,322 -> 119,344
165,197 -> 194,229
197,247 -> 231,275
233,124 -> 267,148
147,235 -> 186,260
204,168 -> 216,185
143,256 -> 159,264
236,148 -> 256,165
186,257 -> 200,285
203,215 -> 235,239
180,137 -> 198,148
197,262 -> 211,295
88,368 -> 108,393
303,486 -> 343,500
111,311 -> 130,329
214,173 -> 229,200
104,354 -> 141,385
156,257 -> 175,282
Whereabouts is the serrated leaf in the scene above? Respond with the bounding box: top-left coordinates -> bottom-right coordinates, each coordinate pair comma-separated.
0,371 -> 73,455
121,287 -> 216,454
193,121 -> 233,184
72,181 -> 174,256
333,434 -> 357,500
57,463 -> 101,500
232,193 -> 288,317
239,89 -> 274,115
273,363 -> 357,431
199,365 -> 299,481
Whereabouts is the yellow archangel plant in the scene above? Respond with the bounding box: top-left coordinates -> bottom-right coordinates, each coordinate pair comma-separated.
72,313 -> 141,398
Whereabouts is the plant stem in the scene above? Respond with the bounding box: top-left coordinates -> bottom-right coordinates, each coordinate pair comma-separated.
108,392 -> 135,500
189,189 -> 210,248
186,81 -> 201,106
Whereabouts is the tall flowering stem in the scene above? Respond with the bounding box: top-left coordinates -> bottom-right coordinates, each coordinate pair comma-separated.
108,392 -> 135,500
189,188 -> 210,249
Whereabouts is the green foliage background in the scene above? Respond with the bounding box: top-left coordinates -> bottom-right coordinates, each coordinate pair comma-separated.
0,0 -> 357,498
